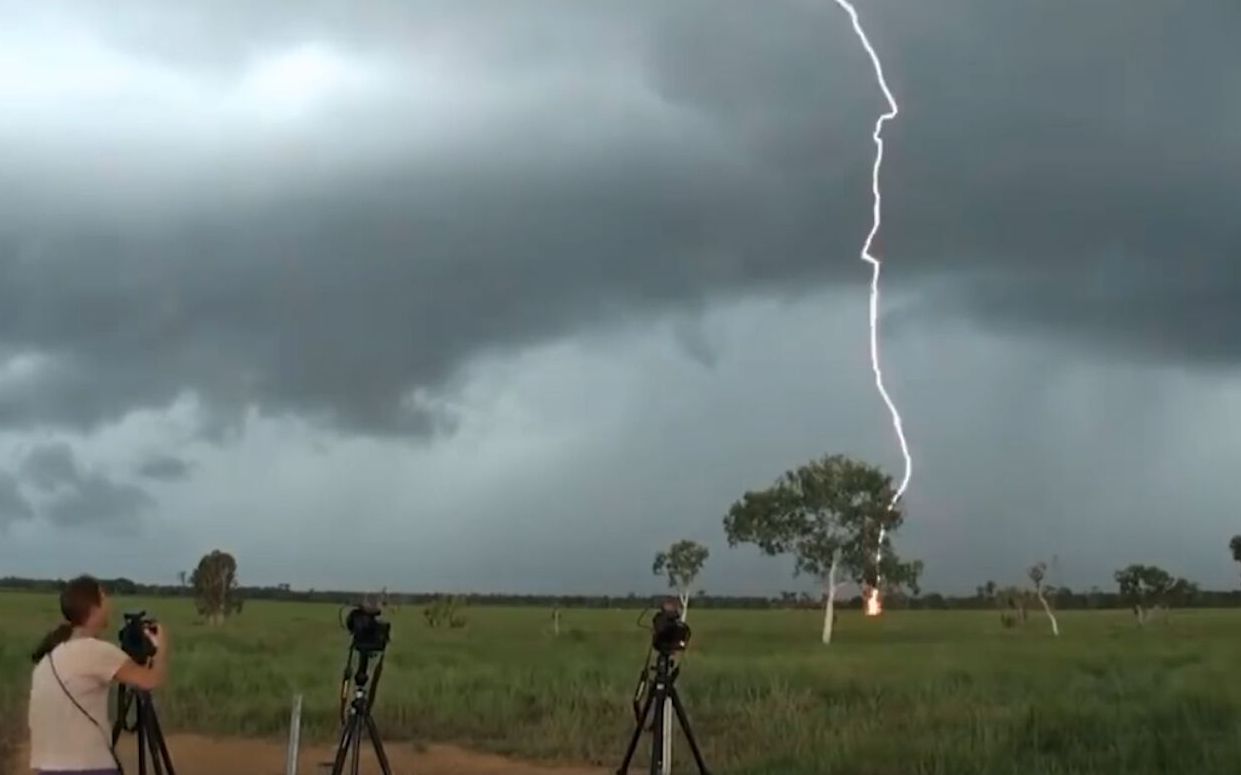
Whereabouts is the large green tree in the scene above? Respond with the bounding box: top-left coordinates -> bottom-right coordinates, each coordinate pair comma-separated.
723,454 -> 921,644
652,539 -> 709,621
190,549 -> 242,625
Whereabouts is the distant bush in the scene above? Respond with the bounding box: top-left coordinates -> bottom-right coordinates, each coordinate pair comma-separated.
423,595 -> 468,629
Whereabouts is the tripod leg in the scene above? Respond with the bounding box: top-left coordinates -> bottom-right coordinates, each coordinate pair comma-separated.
136,707 -> 149,775
111,687 -> 128,748
648,684 -> 667,775
136,699 -> 166,775
366,655 -> 386,716
365,713 -> 394,775
618,683 -> 658,774
146,700 -> 177,775
147,721 -> 166,775
350,715 -> 362,775
330,715 -> 356,775
669,688 -> 711,775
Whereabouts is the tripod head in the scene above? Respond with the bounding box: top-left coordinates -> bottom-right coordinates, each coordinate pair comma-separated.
115,611 -> 161,736
650,606 -> 690,657
118,610 -> 160,664
337,607 -> 391,725
342,603 -> 391,654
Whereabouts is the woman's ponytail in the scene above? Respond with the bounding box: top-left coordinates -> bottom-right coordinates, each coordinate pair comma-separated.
31,622 -> 74,664
31,575 -> 106,663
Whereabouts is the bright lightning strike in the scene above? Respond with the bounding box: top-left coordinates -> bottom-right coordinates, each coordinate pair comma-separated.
831,0 -> 912,616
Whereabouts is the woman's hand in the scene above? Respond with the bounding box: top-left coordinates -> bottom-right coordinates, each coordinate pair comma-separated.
117,624 -> 170,690
145,623 -> 167,653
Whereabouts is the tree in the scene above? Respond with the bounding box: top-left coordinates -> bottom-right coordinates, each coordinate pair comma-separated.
1230,536 -> 1241,579
423,595 -> 468,628
994,585 -> 1029,628
975,580 -> 996,601
1114,564 -> 1194,625
1028,561 -> 1060,636
652,540 -> 710,621
189,550 -> 242,625
111,577 -> 138,596
723,454 -> 921,645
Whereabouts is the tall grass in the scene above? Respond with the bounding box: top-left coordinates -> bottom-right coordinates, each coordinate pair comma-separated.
3,592 -> 1240,774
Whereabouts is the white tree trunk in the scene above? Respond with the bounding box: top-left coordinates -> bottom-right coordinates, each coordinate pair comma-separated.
822,550 -> 841,645
1035,591 -> 1059,636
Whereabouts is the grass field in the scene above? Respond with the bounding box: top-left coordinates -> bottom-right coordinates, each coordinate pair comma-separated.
3,593 -> 1240,774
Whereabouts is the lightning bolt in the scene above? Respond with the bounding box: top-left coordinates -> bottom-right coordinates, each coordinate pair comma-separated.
832,0 -> 912,613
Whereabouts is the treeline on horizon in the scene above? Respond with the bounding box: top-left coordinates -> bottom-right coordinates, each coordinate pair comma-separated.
4,575 -> 1241,611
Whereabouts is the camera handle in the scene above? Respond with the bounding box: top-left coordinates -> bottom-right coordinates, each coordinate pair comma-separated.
338,646 -> 354,725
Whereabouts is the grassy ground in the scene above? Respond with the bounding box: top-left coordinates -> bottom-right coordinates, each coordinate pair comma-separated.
3,592 -> 1240,774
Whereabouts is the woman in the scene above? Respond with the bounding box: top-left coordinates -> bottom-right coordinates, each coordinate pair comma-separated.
28,575 -> 170,775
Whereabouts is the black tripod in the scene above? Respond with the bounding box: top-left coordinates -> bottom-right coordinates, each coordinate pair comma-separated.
331,646 -> 394,775
111,684 -> 176,775
617,651 -> 710,775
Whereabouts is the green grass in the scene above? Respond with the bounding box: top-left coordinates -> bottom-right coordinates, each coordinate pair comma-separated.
4,593 -> 1241,774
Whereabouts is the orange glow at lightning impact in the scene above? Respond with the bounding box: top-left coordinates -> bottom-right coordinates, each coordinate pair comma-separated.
832,0 -> 913,617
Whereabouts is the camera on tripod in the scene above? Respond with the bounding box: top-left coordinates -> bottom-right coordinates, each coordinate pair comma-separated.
334,602 -> 395,775
113,611 -> 175,775
650,605 -> 690,655
118,611 -> 159,663
343,604 -> 391,653
618,600 -> 709,773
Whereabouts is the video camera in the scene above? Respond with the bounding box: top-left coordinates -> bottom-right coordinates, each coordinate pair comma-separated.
118,611 -> 159,663
344,604 -> 391,653
650,605 -> 690,655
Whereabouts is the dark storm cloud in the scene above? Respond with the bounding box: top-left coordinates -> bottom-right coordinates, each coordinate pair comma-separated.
0,0 -> 1235,438
137,454 -> 193,481
0,471 -> 35,528
21,441 -> 79,491
42,474 -> 153,530
860,0 -> 1241,366
14,442 -> 154,529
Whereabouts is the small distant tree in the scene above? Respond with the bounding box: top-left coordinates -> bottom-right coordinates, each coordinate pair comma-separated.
190,550 -> 242,625
723,454 -> 921,645
111,578 -> 138,596
423,595 -> 467,629
1028,561 -> 1060,636
1114,564 -> 1194,625
994,585 -> 1029,629
652,540 -> 709,622
1230,536 -> 1241,580
975,580 -> 997,602
1166,577 -> 1200,610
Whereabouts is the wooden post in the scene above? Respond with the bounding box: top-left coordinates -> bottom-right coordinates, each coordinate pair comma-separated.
285,693 -> 303,775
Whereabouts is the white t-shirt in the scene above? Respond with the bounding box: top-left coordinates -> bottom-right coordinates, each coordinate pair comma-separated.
28,636 -> 130,771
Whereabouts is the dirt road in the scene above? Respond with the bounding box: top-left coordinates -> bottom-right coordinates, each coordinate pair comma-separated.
11,734 -> 610,775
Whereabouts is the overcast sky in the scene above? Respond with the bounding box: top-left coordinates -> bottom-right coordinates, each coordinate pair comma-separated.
0,0 -> 1237,596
